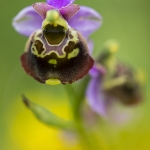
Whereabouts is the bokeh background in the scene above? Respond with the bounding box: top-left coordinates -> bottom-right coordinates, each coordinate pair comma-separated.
0,0 -> 150,149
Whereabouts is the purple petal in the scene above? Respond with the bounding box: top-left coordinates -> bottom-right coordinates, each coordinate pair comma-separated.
59,4 -> 80,21
68,6 -> 102,38
87,78 -> 135,122
89,64 -> 106,78
12,6 -> 43,36
46,0 -> 74,8
86,77 -> 108,118
33,2 -> 55,19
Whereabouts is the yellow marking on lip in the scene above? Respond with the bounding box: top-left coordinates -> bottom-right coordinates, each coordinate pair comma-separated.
45,79 -> 61,85
49,59 -> 57,65
31,37 -> 66,58
68,29 -> 79,44
31,28 -> 79,59
68,48 -> 79,59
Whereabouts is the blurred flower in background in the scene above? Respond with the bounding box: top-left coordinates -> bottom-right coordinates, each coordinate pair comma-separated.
87,40 -> 144,123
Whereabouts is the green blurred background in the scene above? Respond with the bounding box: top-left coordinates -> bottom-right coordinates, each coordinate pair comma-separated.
0,0 -> 150,149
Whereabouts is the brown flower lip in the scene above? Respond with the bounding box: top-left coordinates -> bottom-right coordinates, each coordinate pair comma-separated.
21,27 -> 94,85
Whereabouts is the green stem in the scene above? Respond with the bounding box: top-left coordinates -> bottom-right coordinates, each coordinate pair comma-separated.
65,84 -> 98,150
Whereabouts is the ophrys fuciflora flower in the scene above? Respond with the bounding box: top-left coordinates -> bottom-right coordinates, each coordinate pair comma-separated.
21,10 -> 94,85
12,0 -> 102,85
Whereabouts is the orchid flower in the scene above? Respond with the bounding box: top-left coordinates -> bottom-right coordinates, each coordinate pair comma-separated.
86,40 -> 143,121
12,0 -> 102,85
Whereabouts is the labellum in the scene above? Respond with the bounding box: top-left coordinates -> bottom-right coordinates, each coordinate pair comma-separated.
21,10 -> 94,85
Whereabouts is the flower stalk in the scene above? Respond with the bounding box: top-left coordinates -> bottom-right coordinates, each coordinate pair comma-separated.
65,81 -> 101,150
